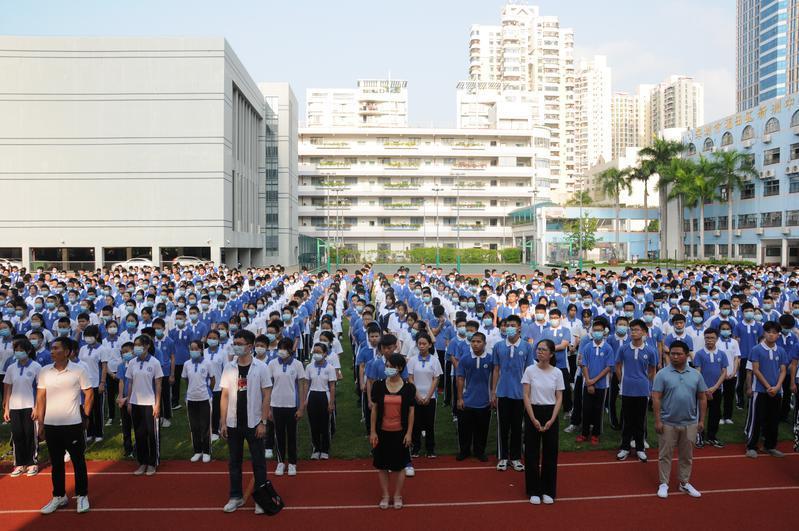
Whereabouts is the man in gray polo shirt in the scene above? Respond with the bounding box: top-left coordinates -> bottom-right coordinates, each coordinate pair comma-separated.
652,340 -> 707,499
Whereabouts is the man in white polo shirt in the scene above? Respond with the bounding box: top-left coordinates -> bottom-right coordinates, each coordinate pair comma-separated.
36,337 -> 94,514
220,330 -> 273,514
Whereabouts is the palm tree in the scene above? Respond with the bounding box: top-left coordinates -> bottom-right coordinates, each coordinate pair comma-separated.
712,150 -> 757,259
662,158 -> 697,259
639,138 -> 686,259
692,156 -> 722,260
597,167 -> 632,260
627,161 -> 655,259
564,190 -> 593,207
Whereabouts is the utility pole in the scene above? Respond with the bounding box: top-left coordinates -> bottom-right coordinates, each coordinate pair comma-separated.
432,185 -> 443,267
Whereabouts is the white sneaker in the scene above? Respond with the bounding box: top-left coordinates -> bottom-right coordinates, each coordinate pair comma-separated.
725,418 -> 734,425
320,453 -> 329,460
76,496 -> 90,513
94,437 -> 103,443
134,464 -> 147,476
265,448 -> 274,459
10,466 -> 25,477
190,453 -> 202,462
105,419 -> 113,426
310,451 -> 321,460
616,449 -> 629,461
563,424 -> 577,433
405,466 -> 415,477
644,440 -> 650,449
542,495 -> 554,504
679,483 -> 701,498
40,496 -> 68,514
223,497 -> 244,513
529,496 -> 541,505
145,465 -> 156,476
275,463 -> 285,476
636,451 -> 648,462
657,483 -> 669,499
64,452 -> 71,463
496,459 -> 508,471
511,460 -> 525,472
26,465 -> 39,476
202,454 -> 211,463
254,503 -> 264,515
288,464 -> 297,476
211,434 -> 220,442
161,419 -> 171,428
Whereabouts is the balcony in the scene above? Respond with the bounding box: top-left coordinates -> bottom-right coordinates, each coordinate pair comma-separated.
452,160 -> 488,170
317,160 -> 351,169
453,224 -> 486,232
383,181 -> 421,189
454,181 -> 486,189
451,141 -> 485,150
383,224 -> 421,231
310,141 -> 350,149
383,140 -> 419,149
312,180 -> 351,189
382,203 -> 422,210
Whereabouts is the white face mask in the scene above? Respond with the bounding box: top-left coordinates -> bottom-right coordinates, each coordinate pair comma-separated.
312,353 -> 324,362
278,350 -> 290,359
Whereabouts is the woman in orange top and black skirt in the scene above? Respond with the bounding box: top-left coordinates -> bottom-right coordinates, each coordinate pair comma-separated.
370,353 -> 416,510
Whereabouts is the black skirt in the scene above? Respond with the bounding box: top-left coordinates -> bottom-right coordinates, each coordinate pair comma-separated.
372,429 -> 409,472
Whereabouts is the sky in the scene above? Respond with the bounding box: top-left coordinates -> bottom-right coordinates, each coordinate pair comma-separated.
0,0 -> 736,126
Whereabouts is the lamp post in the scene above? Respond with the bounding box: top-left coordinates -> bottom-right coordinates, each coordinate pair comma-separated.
324,174 -> 332,271
578,175 -> 584,270
528,187 -> 538,269
332,186 -> 344,269
432,186 -> 443,267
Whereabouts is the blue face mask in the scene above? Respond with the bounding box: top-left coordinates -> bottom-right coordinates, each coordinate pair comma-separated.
592,331 -> 604,341
189,350 -> 201,360
616,326 -> 628,336
30,339 -> 40,348
482,318 -> 493,328
14,351 -> 27,360
385,367 -> 399,378
122,352 -> 134,362
133,346 -> 145,357
720,329 -> 732,338
126,321 -> 137,330
0,329 -> 9,337
506,326 -> 518,337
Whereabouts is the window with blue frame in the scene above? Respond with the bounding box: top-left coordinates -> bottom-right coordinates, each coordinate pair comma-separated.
761,211 -> 782,227
741,182 -> 755,199
787,210 -> 799,226
763,178 -> 780,196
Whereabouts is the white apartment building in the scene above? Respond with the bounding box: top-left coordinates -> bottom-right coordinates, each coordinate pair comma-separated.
587,147 -> 659,209
0,36 -> 299,270
646,75 -> 705,142
297,126 -> 551,258
455,80 -> 543,131
611,89 -> 650,159
306,79 -> 408,128
575,55 -> 612,177
468,3 -> 576,198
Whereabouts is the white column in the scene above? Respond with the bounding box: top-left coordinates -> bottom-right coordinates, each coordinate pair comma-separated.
151,246 -> 160,267
21,245 -> 30,271
781,238 -> 789,267
756,240 -> 763,265
94,246 -> 103,271
211,246 -> 222,265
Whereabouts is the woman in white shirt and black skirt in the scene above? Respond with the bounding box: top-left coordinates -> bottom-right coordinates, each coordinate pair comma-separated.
521,338 -> 564,505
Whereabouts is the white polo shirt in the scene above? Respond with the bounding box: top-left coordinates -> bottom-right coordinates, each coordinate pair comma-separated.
37,361 -> 90,426
182,358 -> 213,401
267,358 -> 306,408
125,355 -> 164,406
408,353 -> 443,398
220,358 -> 272,429
305,361 -> 338,398
204,348 -> 228,392
3,359 -> 42,410
78,344 -> 107,387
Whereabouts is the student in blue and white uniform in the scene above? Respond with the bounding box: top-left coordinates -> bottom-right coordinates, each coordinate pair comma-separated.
578,320 -> 614,444
455,332 -> 494,462
615,319 -> 657,462
305,342 -> 338,459
204,329 -> 227,441
115,342 -> 135,457
745,321 -> 787,458
716,321 -> 741,424
407,333 -> 442,458
267,337 -> 306,477
183,340 -> 215,463
491,314 -> 534,471
3,337 -> 42,477
126,334 -> 163,476
693,328 -> 728,448
78,325 -> 106,442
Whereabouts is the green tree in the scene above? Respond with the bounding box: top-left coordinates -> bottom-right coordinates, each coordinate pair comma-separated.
597,167 -> 632,260
564,215 -> 600,256
663,158 -> 699,259
712,150 -> 757,259
564,190 -> 593,206
639,138 -> 686,258
692,156 -> 722,259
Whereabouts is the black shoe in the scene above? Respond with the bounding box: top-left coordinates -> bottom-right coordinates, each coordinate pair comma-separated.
455,453 -> 469,461
172,404 -> 182,410
476,454 -> 489,462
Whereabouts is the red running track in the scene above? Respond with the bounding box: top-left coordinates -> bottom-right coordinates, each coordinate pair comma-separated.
0,443 -> 796,530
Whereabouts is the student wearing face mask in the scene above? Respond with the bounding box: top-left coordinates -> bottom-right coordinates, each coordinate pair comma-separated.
78,326 -> 107,442
115,342 -> 136,458
542,309 -> 572,416
183,340 -> 215,463
266,338 -> 306,477
152,319 -> 175,427
491,315 -> 534,471
204,329 -> 227,442
576,321 -> 614,445
407,333 -> 442,458
168,310 -> 191,410
305,342 -> 337,459
126,335 -> 163,476
26,313 -> 54,346
716,321 -> 741,425
28,331 -> 51,367
3,337 -> 42,477
734,303 -> 763,408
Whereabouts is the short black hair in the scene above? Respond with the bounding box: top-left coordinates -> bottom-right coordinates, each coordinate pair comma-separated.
234,329 -> 256,345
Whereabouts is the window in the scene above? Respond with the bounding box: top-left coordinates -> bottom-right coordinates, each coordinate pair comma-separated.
704,244 -> 716,257
761,211 -> 782,227
719,186 -> 729,201
765,247 -> 781,257
764,117 -> 780,134
686,143 -> 696,155
703,138 -> 714,152
738,214 -> 757,228
718,215 -> 729,229
704,217 -> 716,231
787,210 -> 799,226
738,244 -> 756,258
790,143 -> 799,160
721,132 -> 733,146
763,148 -> 780,165
763,178 -> 780,196
741,125 -> 755,141
791,176 -> 799,193
740,182 -> 755,199
377,243 -> 391,251
792,110 -> 799,128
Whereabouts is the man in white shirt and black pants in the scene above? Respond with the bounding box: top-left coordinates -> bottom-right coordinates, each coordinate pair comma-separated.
220,330 -> 273,513
36,337 -> 94,514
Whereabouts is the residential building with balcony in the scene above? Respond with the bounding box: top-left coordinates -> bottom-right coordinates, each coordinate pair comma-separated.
306,79 -> 408,128
646,75 -> 705,144
575,55 -> 612,179
298,126 -> 552,259
674,93 -> 799,265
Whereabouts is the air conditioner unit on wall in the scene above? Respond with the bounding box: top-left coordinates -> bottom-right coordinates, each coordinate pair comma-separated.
714,230 -> 721,237
762,134 -> 772,144
755,227 -> 764,235
735,229 -> 742,237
